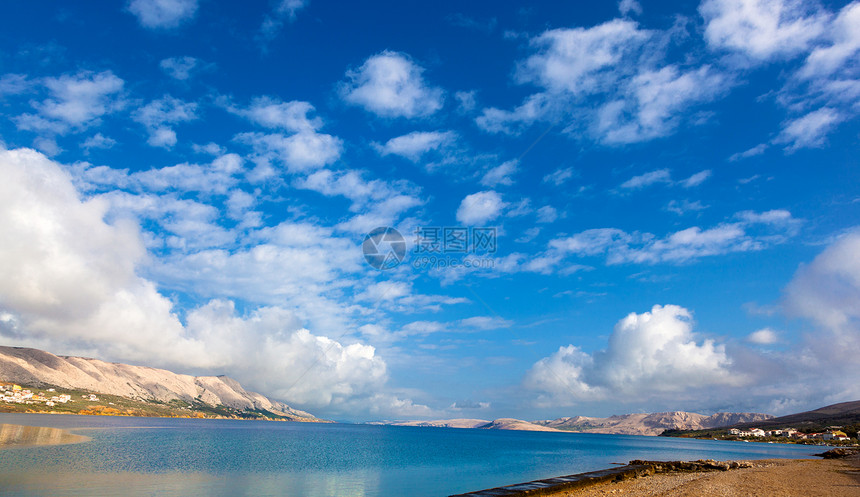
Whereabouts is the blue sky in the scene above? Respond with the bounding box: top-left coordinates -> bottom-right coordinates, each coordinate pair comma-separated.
0,0 -> 859,422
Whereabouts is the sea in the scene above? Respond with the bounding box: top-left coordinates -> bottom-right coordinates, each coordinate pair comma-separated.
0,413 -> 820,497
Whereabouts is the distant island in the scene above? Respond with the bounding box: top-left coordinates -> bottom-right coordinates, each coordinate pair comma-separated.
0,345 -> 322,422
372,411 -> 773,436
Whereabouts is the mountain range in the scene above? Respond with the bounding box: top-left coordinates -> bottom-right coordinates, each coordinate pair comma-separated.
376,411 -> 772,436
0,345 -> 318,422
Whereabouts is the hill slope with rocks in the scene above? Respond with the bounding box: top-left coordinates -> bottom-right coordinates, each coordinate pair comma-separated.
0,345 -> 318,421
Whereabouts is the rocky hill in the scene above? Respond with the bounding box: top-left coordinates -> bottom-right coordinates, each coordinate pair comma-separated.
378,418 -> 559,432
728,400 -> 860,431
477,418 -> 560,432
533,411 -> 773,436
381,418 -> 490,429
0,345 -> 318,422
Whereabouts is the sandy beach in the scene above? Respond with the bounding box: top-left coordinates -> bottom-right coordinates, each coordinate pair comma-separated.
553,456 -> 860,497
0,423 -> 90,448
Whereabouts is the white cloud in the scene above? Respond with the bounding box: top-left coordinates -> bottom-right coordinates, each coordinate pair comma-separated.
479,21 -> 728,144
237,131 -> 343,174
543,166 -> 577,184
295,168 -> 422,231
620,168 -> 671,189
480,160 -> 518,187
135,154 -> 242,194
476,93 -> 554,134
729,143 -> 768,161
779,232 -> 860,397
536,205 -> 558,224
518,19 -> 650,95
784,231 -> 860,335
340,51 -> 444,118
774,107 -> 842,151
132,95 -> 197,148
0,74 -> 29,96
618,0 -> 643,16
525,305 -> 740,404
258,0 -> 309,44
456,191 -> 507,225
226,96 -> 322,132
549,210 -> 799,265
699,0 -> 829,61
32,137 -> 62,156
680,169 -> 712,188
127,0 -> 198,29
665,199 -> 707,216
374,130 -> 456,161
455,90 -> 477,112
0,146 -> 422,418
159,56 -> 202,80
620,168 -> 714,191
16,71 -> 124,134
798,2 -> 860,79
81,133 -> 117,152
596,65 -> 728,144
747,328 -> 779,344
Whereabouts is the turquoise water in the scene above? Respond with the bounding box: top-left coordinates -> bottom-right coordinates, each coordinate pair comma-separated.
0,413 -> 819,496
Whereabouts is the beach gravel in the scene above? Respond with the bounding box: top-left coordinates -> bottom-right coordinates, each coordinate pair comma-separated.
554,457 -> 860,497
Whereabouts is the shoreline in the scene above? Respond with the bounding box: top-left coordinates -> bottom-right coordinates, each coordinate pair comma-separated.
0,423 -> 90,449
0,408 -> 330,423
451,451 -> 860,497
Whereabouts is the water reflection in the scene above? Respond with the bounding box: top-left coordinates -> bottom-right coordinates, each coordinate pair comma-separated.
0,423 -> 89,448
0,470 -> 378,497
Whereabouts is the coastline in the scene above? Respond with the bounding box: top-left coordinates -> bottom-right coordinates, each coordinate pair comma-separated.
0,423 -> 90,449
451,453 -> 860,497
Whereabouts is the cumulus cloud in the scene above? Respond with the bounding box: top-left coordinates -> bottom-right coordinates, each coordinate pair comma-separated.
699,0 -> 829,61
525,305 -> 740,404
596,65 -> 728,144
81,133 -> 117,152
374,130 -> 456,161
747,328 -> 779,344
518,19 -> 650,95
478,20 -> 729,144
295,168 -> 422,232
127,0 -> 198,29
784,232 -> 860,337
76,153 -> 242,196
480,160 -> 518,187
548,210 -> 800,265
132,95 -> 197,148
339,51 -> 444,118
456,191 -> 507,225
0,146 -> 421,418
15,71 -> 124,134
236,131 -> 343,174
225,96 -> 322,132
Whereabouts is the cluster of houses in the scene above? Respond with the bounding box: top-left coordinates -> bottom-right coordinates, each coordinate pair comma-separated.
728,427 -> 851,441
1,383 -> 78,407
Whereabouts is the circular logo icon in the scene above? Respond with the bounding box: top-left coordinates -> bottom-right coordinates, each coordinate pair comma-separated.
362,227 -> 406,270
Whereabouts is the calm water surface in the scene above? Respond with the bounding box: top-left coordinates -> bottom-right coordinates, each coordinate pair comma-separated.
0,413 -> 819,496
